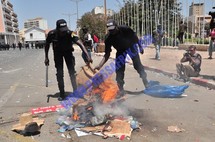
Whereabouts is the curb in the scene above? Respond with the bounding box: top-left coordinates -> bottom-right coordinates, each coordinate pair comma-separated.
145,65 -> 215,90
95,53 -> 215,90
190,78 -> 215,90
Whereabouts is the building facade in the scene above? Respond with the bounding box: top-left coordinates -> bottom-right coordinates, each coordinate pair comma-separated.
189,2 -> 204,16
0,0 -> 19,45
92,6 -> 114,17
24,26 -> 46,49
24,17 -> 48,30
187,2 -> 211,37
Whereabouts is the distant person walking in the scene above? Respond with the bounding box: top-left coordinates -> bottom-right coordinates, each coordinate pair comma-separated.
12,43 -> 16,50
18,42 -> 22,51
178,21 -> 187,44
208,27 -> 215,59
81,26 -> 93,63
152,24 -> 164,60
93,34 -> 99,52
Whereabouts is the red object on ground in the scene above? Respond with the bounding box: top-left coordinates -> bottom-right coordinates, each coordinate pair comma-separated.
119,135 -> 125,140
31,105 -> 63,114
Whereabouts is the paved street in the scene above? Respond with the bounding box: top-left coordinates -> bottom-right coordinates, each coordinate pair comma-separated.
0,48 -> 214,142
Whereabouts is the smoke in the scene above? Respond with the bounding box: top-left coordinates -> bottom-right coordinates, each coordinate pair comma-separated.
92,102 -> 129,117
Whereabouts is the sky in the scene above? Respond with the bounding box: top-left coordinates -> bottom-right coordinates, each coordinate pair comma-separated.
10,0 -> 215,30
10,0 -> 124,30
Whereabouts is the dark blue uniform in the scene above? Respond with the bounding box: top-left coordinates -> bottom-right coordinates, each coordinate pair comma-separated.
104,25 -> 148,90
45,29 -> 78,94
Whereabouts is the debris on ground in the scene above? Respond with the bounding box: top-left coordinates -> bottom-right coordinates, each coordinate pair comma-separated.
11,113 -> 44,136
167,125 -> 185,133
143,80 -> 189,98
55,65 -> 141,140
151,127 -> 157,132
31,105 -> 63,114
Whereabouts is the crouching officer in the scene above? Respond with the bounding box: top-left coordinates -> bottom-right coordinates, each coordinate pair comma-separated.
44,19 -> 92,100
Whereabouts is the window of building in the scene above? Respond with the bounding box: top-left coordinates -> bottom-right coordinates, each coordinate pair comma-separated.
30,33 -> 33,39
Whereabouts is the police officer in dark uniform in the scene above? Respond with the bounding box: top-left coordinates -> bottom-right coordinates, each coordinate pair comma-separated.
44,19 -> 92,100
94,19 -> 149,97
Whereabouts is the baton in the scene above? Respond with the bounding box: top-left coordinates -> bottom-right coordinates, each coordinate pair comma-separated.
46,65 -> 48,87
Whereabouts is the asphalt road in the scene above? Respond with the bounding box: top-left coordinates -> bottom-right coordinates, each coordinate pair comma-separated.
0,48 -> 214,142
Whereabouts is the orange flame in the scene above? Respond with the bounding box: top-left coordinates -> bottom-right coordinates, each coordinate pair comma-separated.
73,111 -> 79,121
93,77 -> 119,103
72,76 -> 119,121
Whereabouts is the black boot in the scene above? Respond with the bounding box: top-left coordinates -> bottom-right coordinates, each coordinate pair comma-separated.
142,78 -> 149,89
117,84 -> 125,98
58,89 -> 66,101
57,74 -> 65,100
70,75 -> 77,91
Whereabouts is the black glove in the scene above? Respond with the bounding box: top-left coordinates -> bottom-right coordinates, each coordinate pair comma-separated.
44,58 -> 49,66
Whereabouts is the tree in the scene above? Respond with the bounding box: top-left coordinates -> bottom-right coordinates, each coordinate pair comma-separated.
78,12 -> 106,41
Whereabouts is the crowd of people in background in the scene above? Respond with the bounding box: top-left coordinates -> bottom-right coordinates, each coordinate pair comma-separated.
0,41 -> 46,51
0,43 -> 10,51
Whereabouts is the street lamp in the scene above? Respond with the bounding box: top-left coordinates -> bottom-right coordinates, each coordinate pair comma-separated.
104,0 -> 107,33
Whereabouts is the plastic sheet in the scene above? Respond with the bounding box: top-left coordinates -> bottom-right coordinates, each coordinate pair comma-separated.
143,81 -> 189,98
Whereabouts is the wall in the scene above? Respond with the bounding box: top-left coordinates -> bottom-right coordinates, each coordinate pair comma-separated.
0,5 -> 5,32
24,28 -> 46,42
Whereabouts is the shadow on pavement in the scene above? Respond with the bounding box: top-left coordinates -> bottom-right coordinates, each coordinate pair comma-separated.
199,75 -> 215,80
125,90 -> 144,95
46,92 -> 73,102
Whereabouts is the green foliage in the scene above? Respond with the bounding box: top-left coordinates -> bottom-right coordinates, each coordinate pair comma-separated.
184,38 -> 194,43
184,33 -> 192,39
78,13 -> 106,41
196,38 -> 209,44
184,38 -> 209,44
78,0 -> 183,40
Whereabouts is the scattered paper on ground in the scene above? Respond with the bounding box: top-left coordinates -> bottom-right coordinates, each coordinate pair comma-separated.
167,125 -> 185,133
75,128 -> 91,137
104,119 -> 132,138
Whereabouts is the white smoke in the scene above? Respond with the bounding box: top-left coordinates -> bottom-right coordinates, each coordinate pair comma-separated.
92,102 -> 129,117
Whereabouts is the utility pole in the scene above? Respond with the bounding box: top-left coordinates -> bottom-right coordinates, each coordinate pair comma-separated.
62,13 -> 76,29
70,0 -> 83,27
104,0 -> 107,33
104,0 -> 107,22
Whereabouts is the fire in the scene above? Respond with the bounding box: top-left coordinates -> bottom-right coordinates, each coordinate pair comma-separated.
72,68 -> 120,122
73,111 -> 79,121
99,77 -> 119,103
91,76 -> 119,103
76,65 -> 119,104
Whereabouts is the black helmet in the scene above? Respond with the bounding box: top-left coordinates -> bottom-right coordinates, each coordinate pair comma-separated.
106,19 -> 117,30
56,19 -> 68,32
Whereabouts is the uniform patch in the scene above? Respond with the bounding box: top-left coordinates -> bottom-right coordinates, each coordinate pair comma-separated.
71,32 -> 77,38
